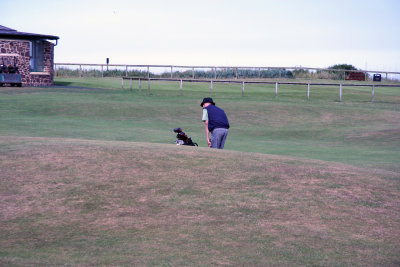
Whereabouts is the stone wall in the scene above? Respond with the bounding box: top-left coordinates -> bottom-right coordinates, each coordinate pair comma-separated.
0,39 -> 55,86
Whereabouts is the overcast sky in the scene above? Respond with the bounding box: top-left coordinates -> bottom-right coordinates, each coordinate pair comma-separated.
2,0 -> 400,71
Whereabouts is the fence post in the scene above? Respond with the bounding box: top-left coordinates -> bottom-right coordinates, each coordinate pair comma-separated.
180,79 -> 183,95
307,83 -> 310,100
235,68 -> 238,79
125,66 -> 128,77
147,78 -> 151,95
371,85 -> 375,102
101,65 -> 104,78
130,78 -> 133,91
79,65 -> 82,77
214,67 -> 217,79
275,82 -> 278,98
192,67 -> 195,79
139,78 -> 142,92
147,66 -> 150,79
339,84 -> 342,102
242,81 -> 245,97
170,66 -> 173,78
210,80 -> 213,96
121,78 -> 124,89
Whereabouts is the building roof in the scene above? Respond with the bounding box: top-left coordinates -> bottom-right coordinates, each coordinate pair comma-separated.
0,25 -> 59,40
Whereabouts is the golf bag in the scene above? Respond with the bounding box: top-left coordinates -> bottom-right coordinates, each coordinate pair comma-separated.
173,128 -> 198,146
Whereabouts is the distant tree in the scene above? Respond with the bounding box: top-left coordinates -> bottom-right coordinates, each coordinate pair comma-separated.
327,64 -> 360,80
328,64 -> 358,70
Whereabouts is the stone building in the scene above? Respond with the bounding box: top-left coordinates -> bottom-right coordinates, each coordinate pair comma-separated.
0,25 -> 59,86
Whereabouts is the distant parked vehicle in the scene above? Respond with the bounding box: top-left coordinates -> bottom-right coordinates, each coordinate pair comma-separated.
373,74 -> 382,82
0,56 -> 22,87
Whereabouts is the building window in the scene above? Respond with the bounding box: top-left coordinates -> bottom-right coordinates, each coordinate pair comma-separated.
29,40 -> 45,72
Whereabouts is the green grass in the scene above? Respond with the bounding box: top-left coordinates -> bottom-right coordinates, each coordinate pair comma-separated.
0,77 -> 399,265
1,77 -> 399,171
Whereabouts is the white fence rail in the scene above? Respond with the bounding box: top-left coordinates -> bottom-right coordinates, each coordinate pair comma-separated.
121,76 -> 400,102
54,63 -> 400,81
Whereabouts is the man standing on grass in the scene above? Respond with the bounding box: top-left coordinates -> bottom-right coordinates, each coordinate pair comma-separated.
201,97 -> 230,149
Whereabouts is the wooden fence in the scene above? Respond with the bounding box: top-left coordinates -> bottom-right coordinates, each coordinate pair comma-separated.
121,76 -> 400,102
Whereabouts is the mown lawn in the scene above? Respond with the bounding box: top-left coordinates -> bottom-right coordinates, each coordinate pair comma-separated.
1,77 -> 399,171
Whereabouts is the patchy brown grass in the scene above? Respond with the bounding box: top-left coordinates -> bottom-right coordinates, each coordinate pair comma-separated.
1,136 -> 399,266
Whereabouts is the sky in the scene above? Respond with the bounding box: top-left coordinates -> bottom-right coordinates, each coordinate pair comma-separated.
2,0 -> 400,71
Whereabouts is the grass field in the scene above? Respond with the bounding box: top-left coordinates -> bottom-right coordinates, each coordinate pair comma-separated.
1,77 -> 399,266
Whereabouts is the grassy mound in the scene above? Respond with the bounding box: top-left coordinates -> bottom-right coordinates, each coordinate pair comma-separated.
1,136 -> 399,266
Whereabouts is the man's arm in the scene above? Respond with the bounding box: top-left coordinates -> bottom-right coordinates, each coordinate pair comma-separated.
204,120 -> 211,147
202,108 -> 211,147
